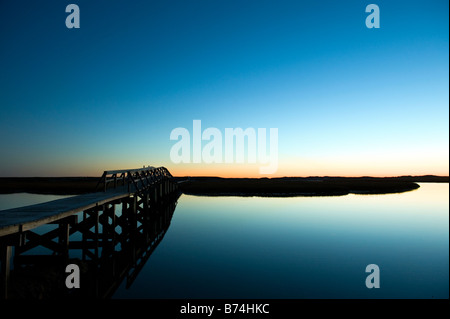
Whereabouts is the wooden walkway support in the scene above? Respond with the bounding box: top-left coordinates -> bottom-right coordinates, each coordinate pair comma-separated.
0,166 -> 179,299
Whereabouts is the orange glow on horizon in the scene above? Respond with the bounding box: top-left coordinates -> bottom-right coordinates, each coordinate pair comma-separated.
2,156 -> 448,178
165,152 -> 449,178
168,164 -> 449,178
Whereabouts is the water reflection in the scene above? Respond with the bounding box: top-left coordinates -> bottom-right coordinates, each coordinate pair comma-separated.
5,194 -> 180,299
1,184 -> 448,299
114,183 -> 448,299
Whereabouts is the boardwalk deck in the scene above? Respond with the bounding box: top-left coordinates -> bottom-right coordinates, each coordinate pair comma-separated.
0,187 -> 130,237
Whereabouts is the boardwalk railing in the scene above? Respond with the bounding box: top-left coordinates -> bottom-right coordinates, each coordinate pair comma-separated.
95,166 -> 173,193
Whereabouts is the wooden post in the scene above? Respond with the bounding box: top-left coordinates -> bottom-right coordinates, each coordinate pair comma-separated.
59,222 -> 70,257
111,203 -> 116,278
1,244 -> 12,299
110,204 -> 116,244
94,171 -> 107,192
144,193 -> 150,215
128,196 -> 137,265
94,209 -> 99,260
82,211 -> 87,261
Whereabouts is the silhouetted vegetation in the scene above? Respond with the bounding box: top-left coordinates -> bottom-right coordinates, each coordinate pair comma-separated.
175,176 -> 427,196
0,175 -> 447,196
0,177 -> 98,195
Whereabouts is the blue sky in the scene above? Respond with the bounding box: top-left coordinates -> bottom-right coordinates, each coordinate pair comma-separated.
0,0 -> 448,177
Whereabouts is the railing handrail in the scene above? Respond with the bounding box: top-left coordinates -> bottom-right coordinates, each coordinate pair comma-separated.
103,166 -> 156,175
95,166 -> 172,192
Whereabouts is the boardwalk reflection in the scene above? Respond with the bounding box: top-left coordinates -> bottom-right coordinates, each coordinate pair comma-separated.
5,193 -> 180,299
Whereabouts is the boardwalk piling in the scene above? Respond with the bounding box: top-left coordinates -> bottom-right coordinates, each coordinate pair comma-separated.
0,244 -> 12,299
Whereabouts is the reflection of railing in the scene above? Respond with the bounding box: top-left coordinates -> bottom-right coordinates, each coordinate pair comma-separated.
5,192 -> 180,299
95,167 -> 173,193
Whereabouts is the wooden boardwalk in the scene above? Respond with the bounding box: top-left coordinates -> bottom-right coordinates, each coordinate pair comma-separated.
0,167 -> 179,298
0,187 -> 130,237
0,166 -> 174,238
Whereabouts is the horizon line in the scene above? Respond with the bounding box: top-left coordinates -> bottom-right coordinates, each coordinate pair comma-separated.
0,174 -> 448,179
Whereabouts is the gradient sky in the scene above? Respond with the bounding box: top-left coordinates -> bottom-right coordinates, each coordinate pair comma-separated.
0,0 -> 448,177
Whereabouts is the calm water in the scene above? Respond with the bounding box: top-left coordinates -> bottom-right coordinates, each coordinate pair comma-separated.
0,183 -> 448,299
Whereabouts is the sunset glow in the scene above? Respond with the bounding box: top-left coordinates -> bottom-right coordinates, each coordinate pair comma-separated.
0,0 -> 448,178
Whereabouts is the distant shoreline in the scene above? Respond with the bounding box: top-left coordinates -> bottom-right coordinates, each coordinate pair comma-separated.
175,176 -> 426,197
0,175 -> 447,196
